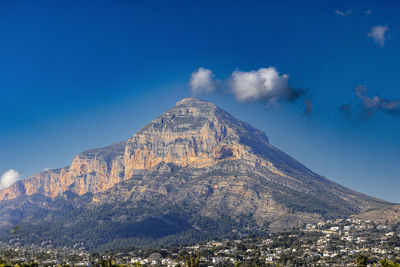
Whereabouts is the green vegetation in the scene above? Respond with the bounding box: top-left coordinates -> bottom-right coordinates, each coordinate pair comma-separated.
0,198 -> 266,250
0,258 -> 38,267
379,258 -> 400,267
180,252 -> 200,267
356,254 -> 368,266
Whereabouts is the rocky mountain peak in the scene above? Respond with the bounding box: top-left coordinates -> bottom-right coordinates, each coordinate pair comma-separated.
175,96 -> 215,107
123,97 -> 270,177
0,97 -> 270,201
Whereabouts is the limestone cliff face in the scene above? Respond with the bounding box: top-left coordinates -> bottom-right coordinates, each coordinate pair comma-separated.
66,143 -> 126,195
0,98 -> 268,200
124,97 -> 270,178
0,141 -> 126,200
0,180 -> 27,200
0,97 -> 276,201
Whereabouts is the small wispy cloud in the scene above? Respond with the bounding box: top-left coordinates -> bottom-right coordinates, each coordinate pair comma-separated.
367,25 -> 389,47
340,85 -> 400,119
334,9 -> 354,16
0,169 -> 21,190
339,103 -> 353,120
189,67 -> 218,94
356,85 -> 400,116
304,99 -> 313,116
189,67 -> 311,115
364,9 -> 372,15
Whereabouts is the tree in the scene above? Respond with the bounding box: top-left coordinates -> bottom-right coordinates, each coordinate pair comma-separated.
356,254 -> 368,267
180,252 -> 200,267
379,258 -> 400,267
380,258 -> 390,267
10,225 -> 20,235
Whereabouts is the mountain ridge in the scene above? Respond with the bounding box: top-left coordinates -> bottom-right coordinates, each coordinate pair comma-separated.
0,97 -> 275,200
0,97 -> 392,249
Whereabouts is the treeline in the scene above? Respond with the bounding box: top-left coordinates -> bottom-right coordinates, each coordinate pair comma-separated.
0,258 -> 38,267
2,200 -> 267,251
356,255 -> 400,267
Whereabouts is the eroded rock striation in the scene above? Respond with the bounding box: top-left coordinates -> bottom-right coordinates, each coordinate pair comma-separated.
0,97 -> 391,248
0,141 -> 126,200
0,97 -> 287,200
124,97 -> 271,175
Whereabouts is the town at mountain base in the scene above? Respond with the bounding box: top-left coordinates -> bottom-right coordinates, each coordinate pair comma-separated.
0,97 -> 394,250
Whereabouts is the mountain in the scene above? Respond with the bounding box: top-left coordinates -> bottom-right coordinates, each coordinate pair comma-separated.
0,97 -> 391,250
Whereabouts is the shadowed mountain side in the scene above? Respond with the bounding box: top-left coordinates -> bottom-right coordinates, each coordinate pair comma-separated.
0,97 -> 392,249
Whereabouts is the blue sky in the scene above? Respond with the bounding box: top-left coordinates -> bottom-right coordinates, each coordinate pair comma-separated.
0,0 -> 399,202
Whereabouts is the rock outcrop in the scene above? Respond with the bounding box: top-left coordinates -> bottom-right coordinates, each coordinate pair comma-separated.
0,141 -> 126,200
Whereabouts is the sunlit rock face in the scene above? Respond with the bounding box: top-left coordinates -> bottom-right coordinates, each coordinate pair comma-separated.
0,141 -> 126,200
0,97 -> 273,200
124,97 -> 270,177
0,97 -> 389,234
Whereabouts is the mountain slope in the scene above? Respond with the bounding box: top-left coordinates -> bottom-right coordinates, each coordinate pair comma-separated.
0,97 -> 391,249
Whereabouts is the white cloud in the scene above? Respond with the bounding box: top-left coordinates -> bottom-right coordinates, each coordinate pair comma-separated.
334,9 -> 353,16
229,67 -> 293,103
188,66 -> 309,113
189,67 -> 216,94
0,169 -> 21,190
367,25 -> 389,47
